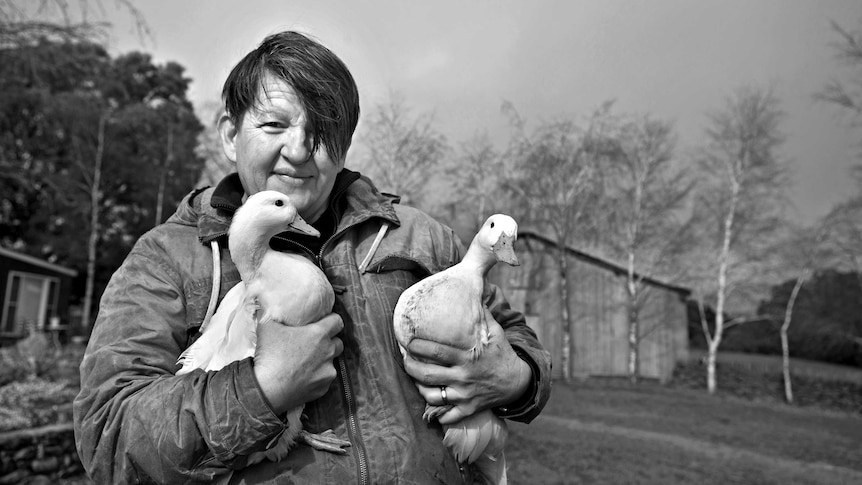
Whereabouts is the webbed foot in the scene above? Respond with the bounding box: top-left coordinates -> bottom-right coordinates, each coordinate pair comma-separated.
300,429 -> 351,455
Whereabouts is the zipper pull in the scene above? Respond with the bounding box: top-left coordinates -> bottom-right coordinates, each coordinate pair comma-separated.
332,284 -> 347,295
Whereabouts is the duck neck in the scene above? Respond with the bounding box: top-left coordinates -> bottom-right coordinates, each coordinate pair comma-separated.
462,237 -> 497,277
229,222 -> 272,282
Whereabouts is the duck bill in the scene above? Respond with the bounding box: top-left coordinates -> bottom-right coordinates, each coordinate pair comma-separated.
491,233 -> 520,266
286,217 -> 320,237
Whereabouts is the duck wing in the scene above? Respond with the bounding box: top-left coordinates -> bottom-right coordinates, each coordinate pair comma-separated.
393,269 -> 487,355
176,281 -> 246,375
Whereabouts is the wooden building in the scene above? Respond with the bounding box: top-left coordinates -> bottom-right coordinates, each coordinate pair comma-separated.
490,231 -> 690,382
0,247 -> 77,346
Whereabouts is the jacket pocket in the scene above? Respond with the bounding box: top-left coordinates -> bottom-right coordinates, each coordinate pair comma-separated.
362,256 -> 431,365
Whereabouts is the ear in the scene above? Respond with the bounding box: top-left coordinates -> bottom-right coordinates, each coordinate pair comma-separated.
217,113 -> 239,164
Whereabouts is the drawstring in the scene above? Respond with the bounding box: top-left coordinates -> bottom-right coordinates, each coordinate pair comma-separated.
358,222 -> 390,273
200,240 -> 221,333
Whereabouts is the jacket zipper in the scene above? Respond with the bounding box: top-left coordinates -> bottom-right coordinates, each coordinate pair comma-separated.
274,225 -> 371,485
318,227 -> 370,485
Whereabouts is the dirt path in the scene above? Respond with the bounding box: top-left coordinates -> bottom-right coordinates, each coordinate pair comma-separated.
537,414 -> 862,485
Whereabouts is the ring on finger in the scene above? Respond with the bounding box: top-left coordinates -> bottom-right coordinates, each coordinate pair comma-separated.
440,386 -> 449,405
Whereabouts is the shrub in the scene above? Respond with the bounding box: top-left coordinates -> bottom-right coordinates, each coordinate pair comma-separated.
0,331 -> 63,385
0,378 -> 78,431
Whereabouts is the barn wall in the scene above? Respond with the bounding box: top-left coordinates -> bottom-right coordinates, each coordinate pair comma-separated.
490,236 -> 689,382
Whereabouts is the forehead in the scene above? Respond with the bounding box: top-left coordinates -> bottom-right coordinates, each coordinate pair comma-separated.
249,72 -> 304,115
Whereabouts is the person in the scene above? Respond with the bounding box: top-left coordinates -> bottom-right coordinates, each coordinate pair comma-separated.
73,30 -> 551,484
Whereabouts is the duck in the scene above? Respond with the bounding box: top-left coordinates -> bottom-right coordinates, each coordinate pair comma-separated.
176,190 -> 350,461
393,214 -> 520,485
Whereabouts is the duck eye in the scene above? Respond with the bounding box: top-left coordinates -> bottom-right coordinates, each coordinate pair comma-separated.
274,199 -> 284,207
490,221 -> 495,228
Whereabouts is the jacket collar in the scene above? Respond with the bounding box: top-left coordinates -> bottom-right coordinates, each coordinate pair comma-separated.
192,169 -> 401,244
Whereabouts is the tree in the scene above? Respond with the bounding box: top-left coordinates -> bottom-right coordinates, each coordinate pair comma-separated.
818,19 -> 862,290
353,94 -> 449,209
688,86 -> 789,394
773,223 -> 829,403
437,131 -> 508,239
0,38 -> 204,333
818,21 -> 862,129
500,101 -> 614,381
600,114 -> 694,382
195,100 -> 234,187
0,0 -> 148,48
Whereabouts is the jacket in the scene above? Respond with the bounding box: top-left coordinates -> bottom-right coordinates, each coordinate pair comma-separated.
73,170 -> 552,484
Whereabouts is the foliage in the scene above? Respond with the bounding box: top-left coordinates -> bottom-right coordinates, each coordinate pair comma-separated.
352,94 -> 449,210
0,331 -> 62,385
0,337 -> 84,431
686,85 -> 790,317
0,38 -> 205,318
672,358 -> 862,414
722,269 -> 862,366
0,378 -> 77,431
440,131 -> 507,238
818,20 -> 862,131
499,100 -> 615,248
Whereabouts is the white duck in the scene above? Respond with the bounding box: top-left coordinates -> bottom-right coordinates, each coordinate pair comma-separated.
393,214 -> 520,485
177,190 -> 350,461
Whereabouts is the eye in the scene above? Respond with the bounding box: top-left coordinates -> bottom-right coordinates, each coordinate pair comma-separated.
274,199 -> 284,207
490,221 -> 495,228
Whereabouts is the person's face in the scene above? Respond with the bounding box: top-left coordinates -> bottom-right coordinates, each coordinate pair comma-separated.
219,72 -> 346,223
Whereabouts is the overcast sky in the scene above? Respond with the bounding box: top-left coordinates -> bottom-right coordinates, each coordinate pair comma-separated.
103,0 -> 862,224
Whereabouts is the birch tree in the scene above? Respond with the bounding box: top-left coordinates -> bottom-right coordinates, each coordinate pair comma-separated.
602,114 -> 694,382
501,102 -> 614,381
353,95 -> 448,208
689,86 -> 789,394
774,223 -> 828,403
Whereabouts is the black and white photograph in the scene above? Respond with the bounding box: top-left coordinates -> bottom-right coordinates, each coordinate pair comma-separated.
1,1 -> 860,484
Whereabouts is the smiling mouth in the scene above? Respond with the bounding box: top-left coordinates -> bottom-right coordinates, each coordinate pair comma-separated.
274,172 -> 312,181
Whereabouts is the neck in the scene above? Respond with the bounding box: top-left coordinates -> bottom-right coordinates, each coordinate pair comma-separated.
229,220 -> 272,281
462,236 -> 498,276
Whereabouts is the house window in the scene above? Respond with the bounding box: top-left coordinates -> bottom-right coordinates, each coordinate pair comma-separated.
1,272 -> 60,335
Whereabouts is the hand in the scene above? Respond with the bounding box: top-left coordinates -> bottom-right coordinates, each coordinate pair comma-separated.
253,313 -> 344,415
402,309 -> 531,425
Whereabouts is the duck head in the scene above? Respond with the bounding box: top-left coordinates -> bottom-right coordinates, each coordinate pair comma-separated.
479,214 -> 520,266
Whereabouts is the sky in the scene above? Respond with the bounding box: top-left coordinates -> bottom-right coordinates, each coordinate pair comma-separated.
99,0 -> 862,224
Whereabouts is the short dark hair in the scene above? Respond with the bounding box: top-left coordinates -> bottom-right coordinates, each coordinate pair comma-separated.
222,31 -> 360,162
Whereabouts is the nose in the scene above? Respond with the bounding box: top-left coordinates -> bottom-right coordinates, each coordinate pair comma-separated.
280,126 -> 313,164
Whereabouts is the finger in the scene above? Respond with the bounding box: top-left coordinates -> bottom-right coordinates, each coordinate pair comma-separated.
319,313 -> 344,336
437,406 -> 468,425
406,338 -> 462,366
403,354 -> 451,385
415,382 -> 457,406
332,336 -> 344,358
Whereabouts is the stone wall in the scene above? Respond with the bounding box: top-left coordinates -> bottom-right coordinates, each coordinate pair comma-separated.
0,423 -> 84,484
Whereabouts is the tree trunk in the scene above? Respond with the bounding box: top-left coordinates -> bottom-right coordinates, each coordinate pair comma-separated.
627,253 -> 639,383
707,180 -> 739,394
155,125 -> 174,226
706,338 -> 720,392
81,109 -> 109,334
559,243 -> 573,381
781,270 -> 808,404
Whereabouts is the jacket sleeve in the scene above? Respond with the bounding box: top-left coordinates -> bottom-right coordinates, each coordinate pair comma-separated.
72,237 -> 286,484
448,229 -> 552,424
483,283 -> 552,424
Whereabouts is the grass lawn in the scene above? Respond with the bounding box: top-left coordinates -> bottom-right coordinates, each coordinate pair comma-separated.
506,380 -> 862,485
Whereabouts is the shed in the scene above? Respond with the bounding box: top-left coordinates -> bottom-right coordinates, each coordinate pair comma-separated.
0,247 -> 78,345
489,231 -> 690,382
